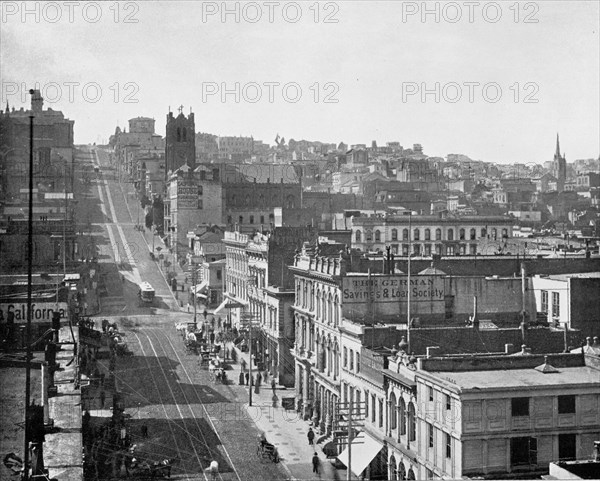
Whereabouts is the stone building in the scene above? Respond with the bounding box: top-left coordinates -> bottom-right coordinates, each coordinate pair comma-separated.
351,212 -> 513,256
165,108 -> 195,177
222,227 -> 317,386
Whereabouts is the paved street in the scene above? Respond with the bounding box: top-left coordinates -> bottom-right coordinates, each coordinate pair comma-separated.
81,147 -> 344,480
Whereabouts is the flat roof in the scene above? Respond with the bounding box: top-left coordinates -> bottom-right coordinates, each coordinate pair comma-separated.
425,365 -> 600,391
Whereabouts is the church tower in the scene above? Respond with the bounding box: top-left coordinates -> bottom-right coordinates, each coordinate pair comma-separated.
165,106 -> 196,179
553,133 -> 567,193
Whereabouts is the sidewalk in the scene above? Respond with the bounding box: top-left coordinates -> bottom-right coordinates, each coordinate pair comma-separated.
226,343 -> 352,481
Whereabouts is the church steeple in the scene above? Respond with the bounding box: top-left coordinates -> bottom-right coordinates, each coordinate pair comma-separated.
555,133 -> 561,159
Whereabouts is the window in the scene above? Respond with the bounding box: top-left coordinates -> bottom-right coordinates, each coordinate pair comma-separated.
502,228 -> 508,238
239,216 -> 243,224
511,437 -> 537,466
414,244 -> 421,255
481,228 -> 487,238
249,215 -> 254,224
447,228 -> 454,241
366,230 -> 373,242
424,228 -> 431,240
392,229 -> 398,241
435,228 -> 442,241
356,352 -> 360,372
379,399 -> 384,427
403,229 -> 409,240
371,394 -> 376,422
445,433 -> 452,458
356,230 -> 362,242
492,228 -> 497,240
425,244 -> 432,256
541,290 -> 549,312
428,386 -> 434,402
459,228 -> 465,240
414,229 -> 420,241
428,423 -> 434,448
445,394 -> 451,411
552,292 -> 560,318
511,397 -> 530,417
197,199 -> 203,209
260,215 -> 265,224
558,433 -> 576,461
558,395 -> 576,414
470,228 -> 476,240
469,244 -> 477,255
343,347 -> 347,367
349,349 -> 354,370
402,244 -> 409,256
216,269 -> 222,281
375,230 -> 381,242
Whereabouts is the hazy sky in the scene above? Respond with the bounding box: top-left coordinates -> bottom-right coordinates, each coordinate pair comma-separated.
1,1 -> 599,163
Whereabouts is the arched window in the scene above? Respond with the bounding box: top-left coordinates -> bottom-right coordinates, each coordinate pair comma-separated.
182,127 -> 187,142
366,230 -> 373,242
321,292 -> 327,320
502,228 -> 508,238
390,393 -> 398,430
391,229 -> 398,241
334,295 -> 339,325
447,228 -> 454,241
375,230 -> 381,242
403,229 -> 409,240
424,228 -> 431,241
408,402 -> 416,442
399,398 -> 406,435
470,228 -> 476,240
481,228 -> 487,238
355,230 -> 362,242
390,456 -> 398,481
459,228 -> 465,240
492,228 -> 497,240
413,228 -> 420,241
176,127 -> 181,142
316,290 -> 321,318
435,228 -> 442,241
327,294 -> 333,323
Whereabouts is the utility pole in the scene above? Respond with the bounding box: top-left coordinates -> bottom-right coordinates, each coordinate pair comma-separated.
407,210 -> 412,350
23,91 -> 35,481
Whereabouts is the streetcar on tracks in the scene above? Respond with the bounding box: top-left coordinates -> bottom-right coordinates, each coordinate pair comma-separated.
138,282 -> 156,307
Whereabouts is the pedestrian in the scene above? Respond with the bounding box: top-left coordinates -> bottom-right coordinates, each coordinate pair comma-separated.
256,372 -> 262,386
205,460 -> 219,481
141,425 -> 148,438
312,452 -> 320,476
99,390 -> 105,408
186,303 -> 190,313
307,427 -> 315,446
271,378 -> 276,394
245,372 -> 249,385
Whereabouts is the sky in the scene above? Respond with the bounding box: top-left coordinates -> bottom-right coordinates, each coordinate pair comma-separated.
1,1 -> 599,164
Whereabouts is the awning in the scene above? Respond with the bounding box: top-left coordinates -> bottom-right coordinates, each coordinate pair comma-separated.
191,281 -> 208,295
214,299 -> 246,315
196,292 -> 207,299
337,432 -> 383,477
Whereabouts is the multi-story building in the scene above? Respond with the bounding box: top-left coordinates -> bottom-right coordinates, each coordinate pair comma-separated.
351,212 -> 513,256
223,227 -> 317,386
412,352 -> 600,479
531,273 -> 600,336
165,108 -> 195,177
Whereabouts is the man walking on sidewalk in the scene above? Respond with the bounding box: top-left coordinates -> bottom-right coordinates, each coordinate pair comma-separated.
307,427 -> 315,446
312,452 -> 321,477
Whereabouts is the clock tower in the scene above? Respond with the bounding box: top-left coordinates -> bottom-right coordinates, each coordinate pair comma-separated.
165,106 -> 196,179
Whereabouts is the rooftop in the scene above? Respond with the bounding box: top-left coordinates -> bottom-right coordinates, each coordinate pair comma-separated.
424,365 -> 599,391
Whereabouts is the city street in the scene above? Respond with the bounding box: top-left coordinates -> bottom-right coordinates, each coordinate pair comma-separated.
80,147 -> 336,480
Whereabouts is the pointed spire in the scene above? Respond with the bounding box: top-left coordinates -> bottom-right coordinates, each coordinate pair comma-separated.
5,101 -> 9,113
555,133 -> 561,158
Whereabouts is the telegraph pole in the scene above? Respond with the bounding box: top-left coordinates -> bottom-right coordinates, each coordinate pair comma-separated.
23,91 -> 35,481
407,210 -> 412,350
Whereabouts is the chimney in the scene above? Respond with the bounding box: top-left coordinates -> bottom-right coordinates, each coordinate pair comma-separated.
31,89 -> 43,114
563,323 -> 569,353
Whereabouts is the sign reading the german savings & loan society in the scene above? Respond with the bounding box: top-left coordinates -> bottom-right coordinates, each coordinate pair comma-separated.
341,275 -> 445,317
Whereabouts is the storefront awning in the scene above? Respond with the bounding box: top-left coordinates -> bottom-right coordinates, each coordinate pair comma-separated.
337,432 -> 383,477
191,281 -> 208,295
214,299 -> 245,315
